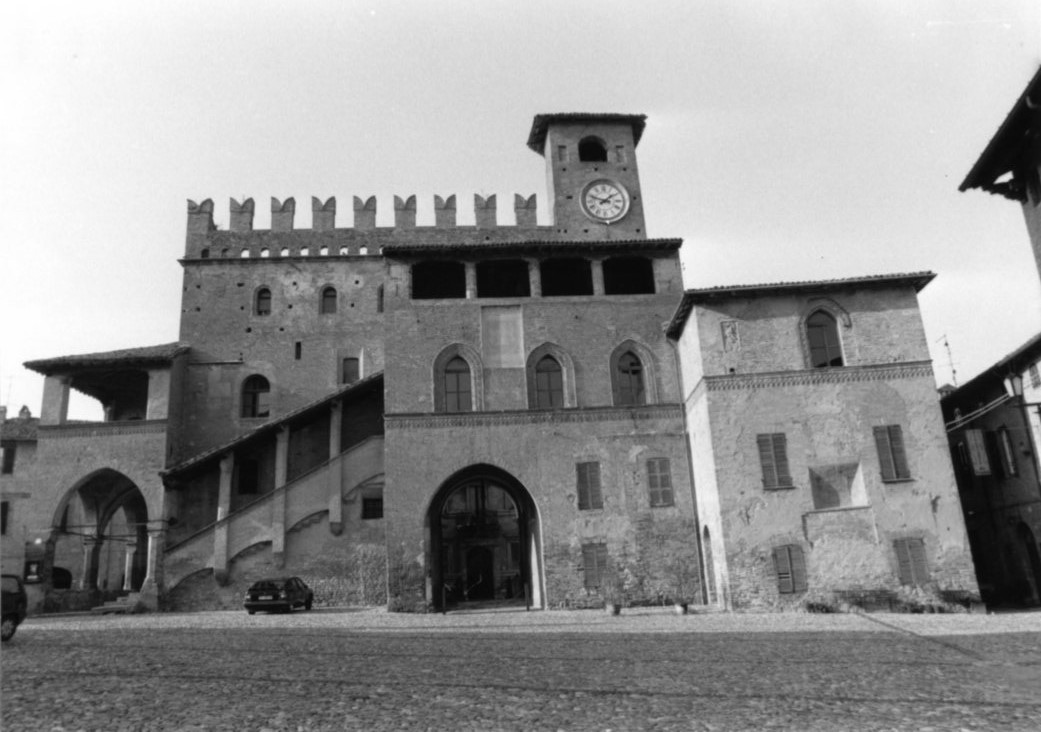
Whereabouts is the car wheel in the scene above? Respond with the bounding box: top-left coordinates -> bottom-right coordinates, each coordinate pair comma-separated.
247,610 -> 255,615
1,616 -> 17,642
305,596 -> 313,611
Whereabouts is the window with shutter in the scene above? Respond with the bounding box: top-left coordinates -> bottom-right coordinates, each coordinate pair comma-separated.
772,544 -> 807,594
646,458 -> 674,507
576,462 -> 603,510
893,538 -> 929,586
582,542 -> 608,590
757,433 -> 793,488
1030,363 -> 1041,388
998,427 -> 1018,477
963,429 -> 991,476
873,425 -> 911,481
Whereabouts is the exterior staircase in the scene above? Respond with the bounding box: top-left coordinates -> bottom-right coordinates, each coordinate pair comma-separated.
90,592 -> 141,614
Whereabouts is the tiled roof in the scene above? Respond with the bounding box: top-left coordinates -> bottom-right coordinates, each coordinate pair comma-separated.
527,113 -> 647,155
162,372 -> 383,477
960,66 -> 1041,198
665,272 -> 936,339
24,343 -> 190,375
382,237 -> 681,257
944,330 -> 1041,399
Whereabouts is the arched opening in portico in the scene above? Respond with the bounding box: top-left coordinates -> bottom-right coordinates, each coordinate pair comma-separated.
427,464 -> 544,611
48,469 -> 150,596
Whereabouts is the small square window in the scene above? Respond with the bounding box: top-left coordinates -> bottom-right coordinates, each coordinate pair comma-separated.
362,498 -> 383,520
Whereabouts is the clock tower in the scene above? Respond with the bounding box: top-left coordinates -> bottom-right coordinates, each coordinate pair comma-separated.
527,113 -> 648,240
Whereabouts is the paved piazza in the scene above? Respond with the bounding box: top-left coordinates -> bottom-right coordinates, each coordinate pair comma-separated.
2,608 -> 1040,731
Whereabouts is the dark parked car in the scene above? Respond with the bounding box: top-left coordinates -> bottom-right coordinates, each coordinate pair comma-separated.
2,574 -> 28,641
244,577 -> 314,614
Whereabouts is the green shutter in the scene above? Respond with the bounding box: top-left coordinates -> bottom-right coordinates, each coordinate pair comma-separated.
887,425 -> 910,480
965,430 -> 991,476
773,546 -> 793,593
790,545 -> 808,593
758,434 -> 778,487
874,426 -> 896,481
772,434 -> 792,486
909,538 -> 929,585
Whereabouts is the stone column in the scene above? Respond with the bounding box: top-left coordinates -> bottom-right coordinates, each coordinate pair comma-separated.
328,402 -> 344,536
465,262 -> 477,299
591,259 -> 605,296
137,527 -> 164,610
122,542 -> 137,591
271,427 -> 289,567
213,454 -> 233,585
527,259 -> 541,298
79,536 -> 99,590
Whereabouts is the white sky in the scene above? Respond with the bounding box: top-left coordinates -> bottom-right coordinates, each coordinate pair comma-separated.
2,0 -> 1040,420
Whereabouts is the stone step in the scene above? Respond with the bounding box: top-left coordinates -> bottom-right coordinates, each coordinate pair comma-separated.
90,593 -> 141,614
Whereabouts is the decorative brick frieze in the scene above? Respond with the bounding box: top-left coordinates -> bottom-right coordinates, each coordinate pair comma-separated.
37,420 -> 168,438
385,404 -> 683,430
702,361 -> 934,393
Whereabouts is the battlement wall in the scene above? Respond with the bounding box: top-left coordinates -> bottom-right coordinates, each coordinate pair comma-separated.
185,195 -> 552,260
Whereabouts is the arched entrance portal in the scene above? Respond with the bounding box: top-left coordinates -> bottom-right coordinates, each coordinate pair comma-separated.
428,465 -> 543,611
49,469 -> 150,595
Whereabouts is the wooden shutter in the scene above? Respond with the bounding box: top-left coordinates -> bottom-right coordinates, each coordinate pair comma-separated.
758,434 -> 791,488
773,546 -> 794,593
894,538 -> 929,586
874,426 -> 896,480
582,543 -> 607,589
887,425 -> 910,479
790,545 -> 808,592
964,430 -> 991,476
757,435 -> 778,487
577,462 -> 602,510
909,539 -> 929,585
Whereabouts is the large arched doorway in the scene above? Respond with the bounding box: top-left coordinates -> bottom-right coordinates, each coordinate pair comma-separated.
49,469 -> 149,595
428,465 -> 543,611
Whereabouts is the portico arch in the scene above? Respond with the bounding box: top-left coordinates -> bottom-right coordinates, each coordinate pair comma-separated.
426,464 -> 544,611
48,469 -> 150,595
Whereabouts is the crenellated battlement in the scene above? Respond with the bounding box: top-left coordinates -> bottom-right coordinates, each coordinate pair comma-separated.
183,193 -> 566,262
184,194 -> 558,260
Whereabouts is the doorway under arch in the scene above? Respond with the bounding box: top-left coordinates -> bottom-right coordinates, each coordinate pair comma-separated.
427,465 -> 544,611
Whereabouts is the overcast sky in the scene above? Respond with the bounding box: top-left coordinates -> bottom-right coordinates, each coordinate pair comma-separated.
2,0 -> 1040,420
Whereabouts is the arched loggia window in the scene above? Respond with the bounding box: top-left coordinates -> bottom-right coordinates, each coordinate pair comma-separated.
534,356 -> 564,409
443,357 -> 472,413
806,310 -> 843,368
320,286 -> 337,314
241,375 -> 271,418
614,351 -> 645,406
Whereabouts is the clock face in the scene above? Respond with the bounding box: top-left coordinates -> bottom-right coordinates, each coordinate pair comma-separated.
581,179 -> 629,223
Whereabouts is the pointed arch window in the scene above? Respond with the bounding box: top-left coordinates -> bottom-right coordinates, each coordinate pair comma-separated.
241,375 -> 271,418
806,310 -> 843,367
614,351 -> 645,406
443,357 -> 472,413
534,356 -> 564,409
255,288 -> 272,316
320,286 -> 337,314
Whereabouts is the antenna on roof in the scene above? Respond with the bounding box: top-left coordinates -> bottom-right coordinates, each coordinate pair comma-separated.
936,334 -> 958,387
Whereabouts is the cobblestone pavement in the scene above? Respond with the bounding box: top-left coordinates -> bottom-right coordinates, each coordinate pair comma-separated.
3,608 -> 1040,731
